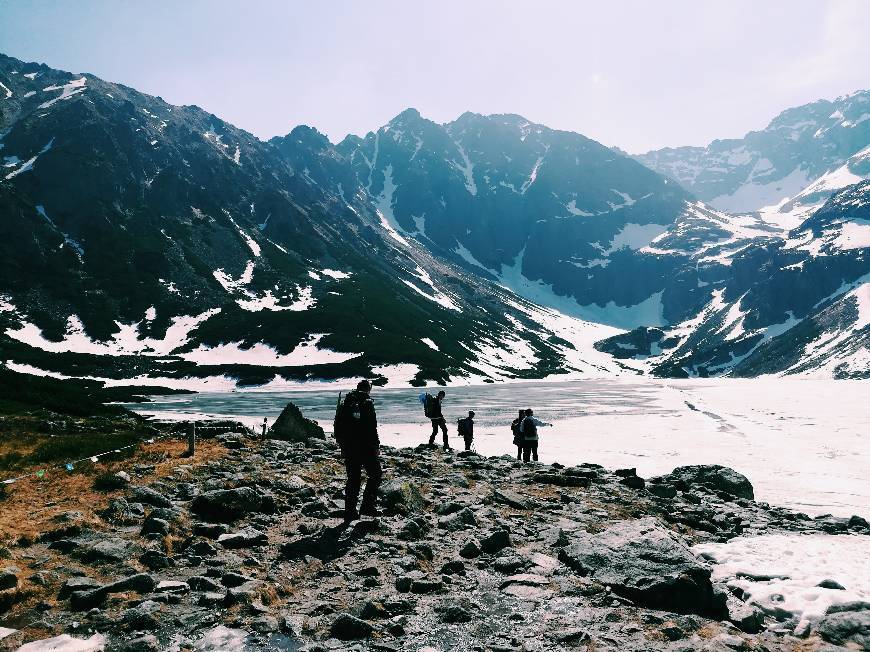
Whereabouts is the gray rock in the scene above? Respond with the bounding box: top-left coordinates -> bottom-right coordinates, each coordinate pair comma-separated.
188,576 -> 222,592
816,609 -> 870,648
410,577 -> 444,594
268,402 -> 325,442
80,537 -> 134,563
459,539 -> 481,559
154,580 -> 189,593
217,528 -> 268,549
663,465 -> 754,500
648,483 -> 678,499
726,594 -> 765,634
0,567 -> 18,590
139,550 -> 172,570
121,600 -> 162,630
57,576 -> 100,599
141,517 -> 170,536
557,518 -> 725,617
192,523 -> 230,539
490,488 -> 530,510
380,480 -> 425,516
438,507 -> 477,531
221,572 -> 255,588
480,529 -> 511,554
435,597 -> 473,623
130,485 -> 173,508
817,579 -> 846,590
191,487 -> 276,522
121,634 -> 160,651
329,613 -> 373,640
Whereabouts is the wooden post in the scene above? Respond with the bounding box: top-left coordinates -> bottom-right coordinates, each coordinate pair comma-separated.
186,422 -> 196,457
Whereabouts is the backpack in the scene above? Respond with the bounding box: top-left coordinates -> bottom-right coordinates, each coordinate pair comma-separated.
510,418 -> 522,445
458,417 -> 472,438
333,392 -> 349,446
334,391 -> 362,446
420,393 -> 436,418
521,416 -> 537,440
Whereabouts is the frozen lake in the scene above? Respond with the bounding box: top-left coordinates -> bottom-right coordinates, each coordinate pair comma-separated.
127,378 -> 869,518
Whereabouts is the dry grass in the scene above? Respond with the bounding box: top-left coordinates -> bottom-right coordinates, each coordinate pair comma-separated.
0,438 -> 227,545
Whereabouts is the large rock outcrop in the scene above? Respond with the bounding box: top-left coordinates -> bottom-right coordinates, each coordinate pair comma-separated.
658,465 -> 754,500
268,402 -> 325,443
558,518 -> 725,617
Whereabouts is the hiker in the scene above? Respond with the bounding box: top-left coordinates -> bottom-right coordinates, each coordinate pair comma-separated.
521,408 -> 551,463
334,379 -> 383,523
261,417 -> 268,438
427,390 -> 450,449
458,410 -> 475,451
510,409 -> 525,459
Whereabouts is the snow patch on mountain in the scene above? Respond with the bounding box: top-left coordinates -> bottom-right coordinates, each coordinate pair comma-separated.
180,333 -> 359,367
37,76 -> 86,110
402,265 -> 460,312
6,309 -> 221,357
375,164 -> 412,247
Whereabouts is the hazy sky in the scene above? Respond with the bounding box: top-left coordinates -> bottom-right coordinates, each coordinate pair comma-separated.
1,1 -> 868,152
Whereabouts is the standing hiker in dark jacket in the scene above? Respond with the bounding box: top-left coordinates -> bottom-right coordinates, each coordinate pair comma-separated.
458,411 -> 475,451
336,380 -> 383,523
428,390 -> 450,449
511,410 -> 525,459
521,408 -> 551,463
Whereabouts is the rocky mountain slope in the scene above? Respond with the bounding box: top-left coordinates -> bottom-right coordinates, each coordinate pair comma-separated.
637,91 -> 870,229
597,182 -> 870,378
1,414 -> 868,651
0,53 -> 867,383
0,53 -> 627,388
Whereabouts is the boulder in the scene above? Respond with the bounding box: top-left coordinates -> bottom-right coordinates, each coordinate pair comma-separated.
217,528 -> 268,549
268,402 -> 325,443
79,537 -> 135,564
726,594 -> 765,633
0,568 -> 17,591
459,539 -> 481,559
329,613 -> 373,640
191,487 -> 276,522
490,488 -> 531,510
480,529 -> 511,554
129,486 -> 172,508
662,465 -> 754,500
557,518 -> 725,617
380,480 -> 425,516
816,609 -> 870,649
438,507 -> 477,531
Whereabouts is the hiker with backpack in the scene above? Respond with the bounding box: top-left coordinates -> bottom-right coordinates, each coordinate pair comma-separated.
423,390 -> 450,450
520,408 -> 551,463
333,379 -> 383,523
510,409 -> 525,459
457,411 -> 475,451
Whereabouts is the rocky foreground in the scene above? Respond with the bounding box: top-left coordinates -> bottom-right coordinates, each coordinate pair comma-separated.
1,410 -> 869,651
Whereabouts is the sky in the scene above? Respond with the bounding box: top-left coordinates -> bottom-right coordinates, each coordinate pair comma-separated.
1,1 -> 868,153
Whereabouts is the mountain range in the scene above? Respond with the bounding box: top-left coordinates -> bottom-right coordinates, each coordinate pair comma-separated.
0,53 -> 867,388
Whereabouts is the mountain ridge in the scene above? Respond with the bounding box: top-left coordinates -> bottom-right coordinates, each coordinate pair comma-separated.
0,53 -> 867,383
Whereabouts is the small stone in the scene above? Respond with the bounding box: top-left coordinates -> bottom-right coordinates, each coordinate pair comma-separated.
0,568 -> 18,590
459,539 -> 481,559
480,529 -> 511,554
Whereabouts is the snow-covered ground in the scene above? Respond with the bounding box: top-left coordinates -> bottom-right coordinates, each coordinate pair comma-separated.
694,533 -> 870,634
129,377 -> 869,519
